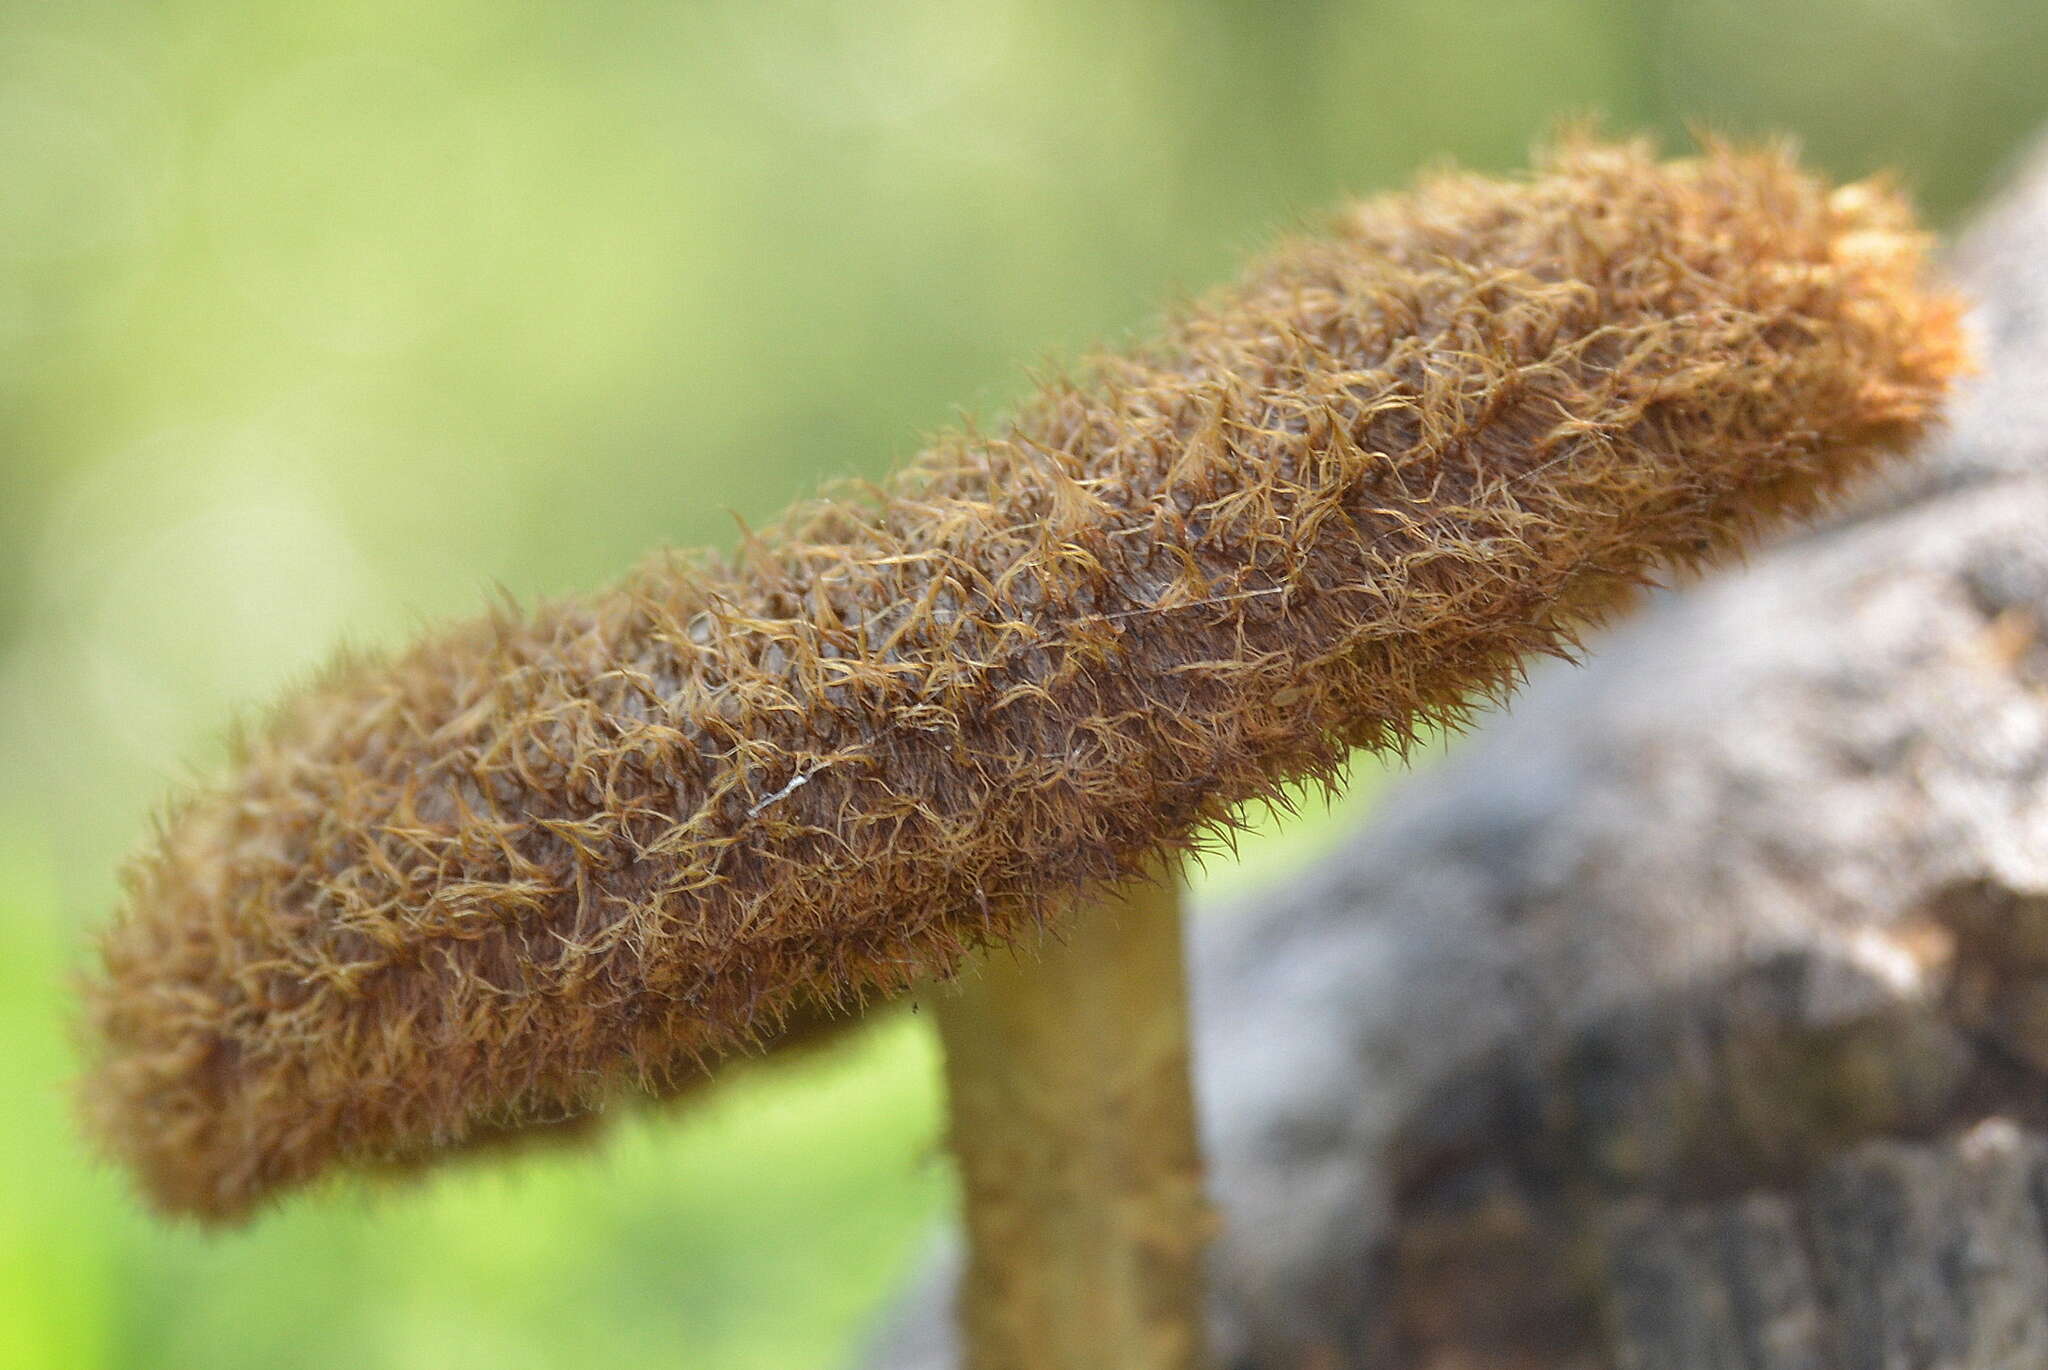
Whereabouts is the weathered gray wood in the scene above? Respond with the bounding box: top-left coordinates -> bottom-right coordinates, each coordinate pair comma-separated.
860,132 -> 2048,1370
1601,1124 -> 2048,1370
1811,1124 -> 2048,1370
1602,1195 -> 1826,1370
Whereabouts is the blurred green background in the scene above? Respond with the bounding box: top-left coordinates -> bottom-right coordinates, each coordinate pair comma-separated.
3,1 -> 2044,1366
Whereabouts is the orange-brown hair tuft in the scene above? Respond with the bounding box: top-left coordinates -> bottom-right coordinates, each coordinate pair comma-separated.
78,137 -> 1964,1223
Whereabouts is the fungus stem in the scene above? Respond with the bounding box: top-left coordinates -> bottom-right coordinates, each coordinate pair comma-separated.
933,862 -> 1213,1370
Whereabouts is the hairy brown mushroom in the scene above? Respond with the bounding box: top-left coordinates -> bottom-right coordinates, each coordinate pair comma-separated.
78,137 -> 1961,1370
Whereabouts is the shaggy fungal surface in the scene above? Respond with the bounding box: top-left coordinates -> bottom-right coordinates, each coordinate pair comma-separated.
79,138 -> 1962,1222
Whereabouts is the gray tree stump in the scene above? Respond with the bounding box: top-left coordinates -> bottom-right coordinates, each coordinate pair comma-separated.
863,131 -> 2048,1370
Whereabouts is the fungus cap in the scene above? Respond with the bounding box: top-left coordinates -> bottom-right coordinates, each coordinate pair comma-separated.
79,137 -> 1964,1223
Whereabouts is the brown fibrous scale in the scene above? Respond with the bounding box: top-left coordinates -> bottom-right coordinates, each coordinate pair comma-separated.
78,138 -> 1964,1222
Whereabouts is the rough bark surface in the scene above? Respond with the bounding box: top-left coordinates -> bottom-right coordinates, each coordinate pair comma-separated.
861,132 -> 2048,1370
